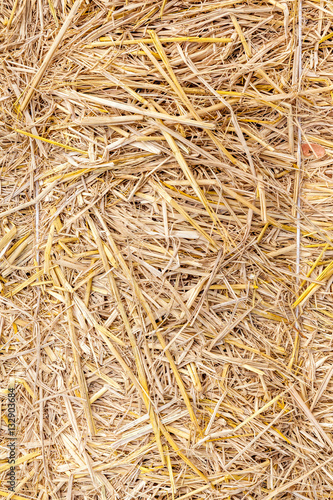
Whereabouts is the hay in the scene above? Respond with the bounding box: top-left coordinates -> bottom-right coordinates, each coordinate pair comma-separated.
1,0 -> 333,498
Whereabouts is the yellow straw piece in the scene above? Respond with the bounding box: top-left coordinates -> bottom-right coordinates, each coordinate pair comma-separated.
0,452 -> 41,472
292,260 -> 333,309
15,129 -> 88,154
86,36 -> 232,48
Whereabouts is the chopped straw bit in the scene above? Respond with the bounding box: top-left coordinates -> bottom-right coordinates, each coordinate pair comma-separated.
1,0 -> 333,499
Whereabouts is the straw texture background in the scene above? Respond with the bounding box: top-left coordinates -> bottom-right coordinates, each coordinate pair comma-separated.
1,0 -> 333,498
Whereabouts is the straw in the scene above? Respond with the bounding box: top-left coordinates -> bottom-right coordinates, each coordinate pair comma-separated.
2,0 -> 333,498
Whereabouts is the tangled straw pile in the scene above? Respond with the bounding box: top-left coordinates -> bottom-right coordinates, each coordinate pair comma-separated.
1,0 -> 333,498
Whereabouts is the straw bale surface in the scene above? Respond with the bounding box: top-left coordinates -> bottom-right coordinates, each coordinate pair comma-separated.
1,0 -> 333,498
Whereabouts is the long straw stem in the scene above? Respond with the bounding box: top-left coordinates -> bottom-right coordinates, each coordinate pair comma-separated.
295,0 -> 302,326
